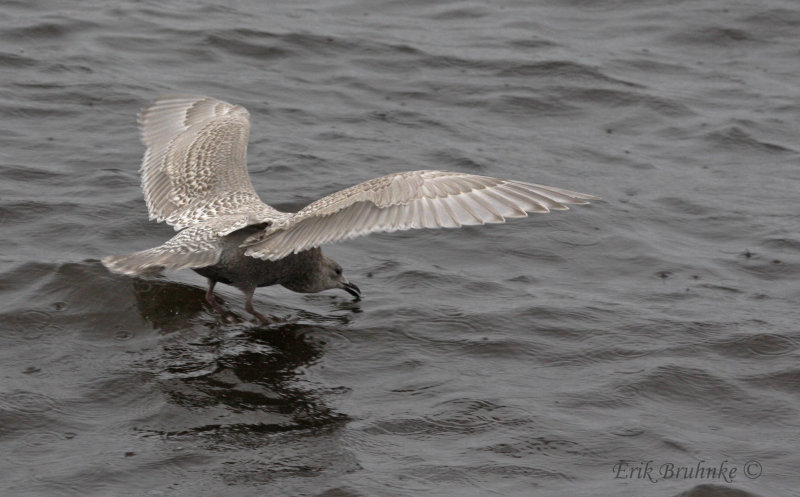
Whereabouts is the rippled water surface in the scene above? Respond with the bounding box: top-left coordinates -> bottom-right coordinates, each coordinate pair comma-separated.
1,1 -> 799,496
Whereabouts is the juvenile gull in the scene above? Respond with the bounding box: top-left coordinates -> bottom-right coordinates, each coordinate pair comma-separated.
103,95 -> 597,322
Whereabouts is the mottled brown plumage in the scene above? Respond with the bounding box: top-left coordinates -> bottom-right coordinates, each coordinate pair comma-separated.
103,95 -> 596,321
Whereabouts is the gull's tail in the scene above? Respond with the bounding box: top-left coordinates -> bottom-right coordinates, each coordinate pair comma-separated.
103,224 -> 223,276
102,247 -> 219,276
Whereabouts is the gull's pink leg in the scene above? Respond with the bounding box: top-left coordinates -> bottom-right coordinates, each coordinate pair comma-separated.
204,279 -> 227,315
242,286 -> 271,323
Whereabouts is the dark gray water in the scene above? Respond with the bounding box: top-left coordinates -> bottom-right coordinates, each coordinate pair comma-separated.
1,1 -> 798,496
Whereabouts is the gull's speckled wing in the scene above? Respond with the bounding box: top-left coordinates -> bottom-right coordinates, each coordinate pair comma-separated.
139,94 -> 283,231
244,170 -> 597,261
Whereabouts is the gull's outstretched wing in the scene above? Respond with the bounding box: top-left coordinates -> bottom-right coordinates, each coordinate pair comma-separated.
244,170 -> 597,261
139,94 -> 282,231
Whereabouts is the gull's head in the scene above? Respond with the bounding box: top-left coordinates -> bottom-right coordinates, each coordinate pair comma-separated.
319,256 -> 361,301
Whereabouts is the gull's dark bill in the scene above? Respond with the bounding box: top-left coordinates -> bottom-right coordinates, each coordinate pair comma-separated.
343,281 -> 361,301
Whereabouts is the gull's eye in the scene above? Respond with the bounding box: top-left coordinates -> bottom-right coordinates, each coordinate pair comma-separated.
335,267 -> 342,275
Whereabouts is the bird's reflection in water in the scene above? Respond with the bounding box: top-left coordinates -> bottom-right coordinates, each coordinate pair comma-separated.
128,277 -> 351,445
